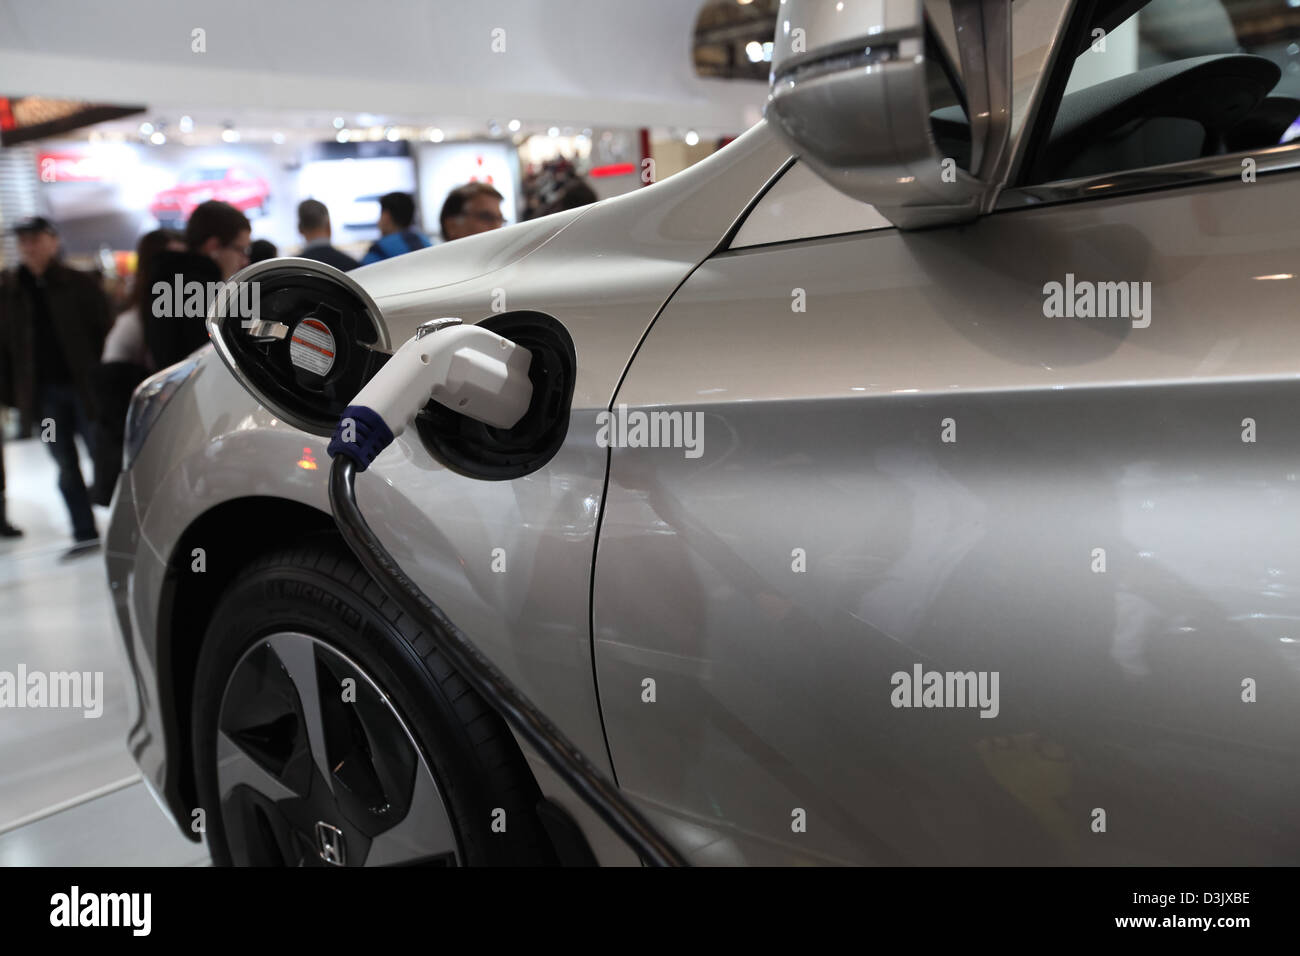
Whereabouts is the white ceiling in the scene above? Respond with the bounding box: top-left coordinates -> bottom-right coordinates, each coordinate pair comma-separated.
0,0 -> 767,134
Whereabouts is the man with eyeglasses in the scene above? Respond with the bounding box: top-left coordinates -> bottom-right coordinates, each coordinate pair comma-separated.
144,199 -> 251,368
437,183 -> 506,243
360,192 -> 432,265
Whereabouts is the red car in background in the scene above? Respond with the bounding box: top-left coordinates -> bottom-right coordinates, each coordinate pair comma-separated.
150,165 -> 270,226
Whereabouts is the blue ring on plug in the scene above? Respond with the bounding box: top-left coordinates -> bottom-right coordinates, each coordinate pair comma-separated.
328,405 -> 394,472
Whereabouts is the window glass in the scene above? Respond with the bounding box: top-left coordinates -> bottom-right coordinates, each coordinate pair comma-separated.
1028,0 -> 1300,183
1011,0 -> 1076,139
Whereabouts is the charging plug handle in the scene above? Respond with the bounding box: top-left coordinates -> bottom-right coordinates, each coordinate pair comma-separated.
328,321 -> 533,472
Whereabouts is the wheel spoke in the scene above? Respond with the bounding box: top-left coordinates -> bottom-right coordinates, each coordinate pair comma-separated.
265,633 -> 336,799
364,759 -> 460,865
216,729 -> 300,804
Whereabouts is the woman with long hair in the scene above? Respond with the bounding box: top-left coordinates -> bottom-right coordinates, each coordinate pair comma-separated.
102,228 -> 184,367
90,228 -> 184,505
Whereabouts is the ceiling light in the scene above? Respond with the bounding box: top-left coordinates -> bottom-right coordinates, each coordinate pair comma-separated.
507,119 -> 521,132
684,129 -> 700,146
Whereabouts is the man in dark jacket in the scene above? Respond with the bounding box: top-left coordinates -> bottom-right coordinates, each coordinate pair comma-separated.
0,216 -> 112,556
144,200 -> 251,369
296,199 -> 360,271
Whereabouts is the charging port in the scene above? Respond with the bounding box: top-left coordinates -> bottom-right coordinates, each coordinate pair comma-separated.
414,311 -> 576,480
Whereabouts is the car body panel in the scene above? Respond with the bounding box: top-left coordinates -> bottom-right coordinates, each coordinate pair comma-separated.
105,121 -> 792,863
368,121 -> 792,409
730,161 -> 892,249
593,171 -> 1300,864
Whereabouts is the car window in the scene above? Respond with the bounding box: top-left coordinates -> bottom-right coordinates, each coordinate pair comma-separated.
1024,0 -> 1300,183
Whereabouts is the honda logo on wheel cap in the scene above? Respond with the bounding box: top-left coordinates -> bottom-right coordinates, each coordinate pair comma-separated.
316,821 -> 346,866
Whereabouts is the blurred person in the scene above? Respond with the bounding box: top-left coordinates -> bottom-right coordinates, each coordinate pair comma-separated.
90,228 -> 183,506
0,216 -> 113,556
0,425 -> 17,536
0,359 -> 18,537
144,200 -> 250,369
438,183 -> 505,242
527,177 -> 598,220
103,228 -> 183,368
296,199 -> 360,271
248,239 -> 278,263
360,192 -> 430,264
521,158 -> 577,220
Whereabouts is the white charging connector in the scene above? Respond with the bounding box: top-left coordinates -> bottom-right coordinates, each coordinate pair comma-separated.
328,321 -> 533,471
356,323 -> 533,435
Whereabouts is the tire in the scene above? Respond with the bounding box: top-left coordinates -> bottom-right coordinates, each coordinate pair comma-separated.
191,541 -> 556,866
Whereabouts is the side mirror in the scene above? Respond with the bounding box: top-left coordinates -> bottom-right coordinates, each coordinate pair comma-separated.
766,0 -> 1010,229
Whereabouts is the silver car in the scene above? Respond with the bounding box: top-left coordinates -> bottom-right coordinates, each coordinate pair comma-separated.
107,0 -> 1300,865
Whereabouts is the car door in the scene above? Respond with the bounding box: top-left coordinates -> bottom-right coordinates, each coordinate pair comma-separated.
592,0 -> 1300,865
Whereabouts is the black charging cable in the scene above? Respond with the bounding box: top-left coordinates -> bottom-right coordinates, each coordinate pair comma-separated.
328,454 -> 687,867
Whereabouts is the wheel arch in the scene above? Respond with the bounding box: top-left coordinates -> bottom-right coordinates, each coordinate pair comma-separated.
156,495 -> 337,829
154,494 -> 568,863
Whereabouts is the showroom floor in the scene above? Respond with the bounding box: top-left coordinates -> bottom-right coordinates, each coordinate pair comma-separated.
0,435 -> 208,865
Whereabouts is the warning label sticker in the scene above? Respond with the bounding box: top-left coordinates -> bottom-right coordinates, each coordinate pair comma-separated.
289,318 -> 336,376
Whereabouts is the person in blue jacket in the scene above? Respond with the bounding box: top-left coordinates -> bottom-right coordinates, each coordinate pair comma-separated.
360,192 -> 430,265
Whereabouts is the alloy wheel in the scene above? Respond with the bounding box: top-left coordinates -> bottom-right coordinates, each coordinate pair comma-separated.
214,631 -> 460,866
